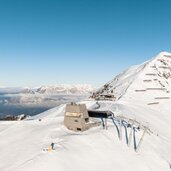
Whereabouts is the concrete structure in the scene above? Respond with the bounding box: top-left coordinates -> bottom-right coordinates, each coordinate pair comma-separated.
64,103 -> 90,131
64,103 -> 114,132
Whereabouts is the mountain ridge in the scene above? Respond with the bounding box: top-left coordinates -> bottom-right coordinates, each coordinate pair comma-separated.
93,52 -> 171,102
22,84 -> 94,95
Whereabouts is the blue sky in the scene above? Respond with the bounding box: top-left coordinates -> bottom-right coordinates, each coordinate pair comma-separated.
0,0 -> 171,87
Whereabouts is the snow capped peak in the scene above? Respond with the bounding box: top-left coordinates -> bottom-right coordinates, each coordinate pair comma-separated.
156,51 -> 171,57
92,52 -> 171,104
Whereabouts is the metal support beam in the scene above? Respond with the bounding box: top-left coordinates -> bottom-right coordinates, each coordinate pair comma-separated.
128,120 -> 135,147
119,119 -> 122,141
136,127 -> 147,152
110,117 -> 120,138
101,118 -> 105,129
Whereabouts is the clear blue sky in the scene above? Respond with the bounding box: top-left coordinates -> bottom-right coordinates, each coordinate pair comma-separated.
0,0 -> 171,87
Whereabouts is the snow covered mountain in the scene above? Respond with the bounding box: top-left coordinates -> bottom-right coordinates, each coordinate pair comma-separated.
22,84 -> 94,95
1,52 -> 171,171
0,85 -> 94,113
93,51 -> 171,103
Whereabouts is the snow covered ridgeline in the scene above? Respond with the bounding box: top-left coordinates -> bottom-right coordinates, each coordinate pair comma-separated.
22,84 -> 94,95
92,52 -> 171,104
0,84 -> 94,95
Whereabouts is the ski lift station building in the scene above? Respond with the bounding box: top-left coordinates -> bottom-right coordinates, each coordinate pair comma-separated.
64,102 -> 112,132
64,103 -> 91,131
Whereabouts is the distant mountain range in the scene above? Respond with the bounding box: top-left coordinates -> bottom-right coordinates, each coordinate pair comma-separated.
0,84 -> 95,108
0,84 -> 95,95
21,84 -> 95,95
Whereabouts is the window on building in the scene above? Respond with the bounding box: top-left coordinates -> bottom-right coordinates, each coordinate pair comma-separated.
66,112 -> 82,117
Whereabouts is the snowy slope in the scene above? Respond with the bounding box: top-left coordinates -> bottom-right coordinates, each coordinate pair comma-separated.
0,101 -> 170,171
0,52 -> 171,171
94,52 -> 171,101
91,52 -> 171,129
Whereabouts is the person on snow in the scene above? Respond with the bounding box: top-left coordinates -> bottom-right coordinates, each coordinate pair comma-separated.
51,142 -> 55,150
